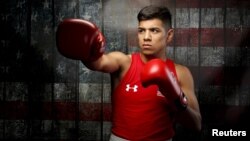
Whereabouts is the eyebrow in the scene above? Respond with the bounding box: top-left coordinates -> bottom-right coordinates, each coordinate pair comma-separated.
138,27 -> 161,30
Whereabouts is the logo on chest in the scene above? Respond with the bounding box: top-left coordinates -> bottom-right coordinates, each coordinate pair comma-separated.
125,84 -> 138,92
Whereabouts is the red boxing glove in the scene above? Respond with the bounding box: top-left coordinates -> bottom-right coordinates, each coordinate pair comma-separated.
141,59 -> 188,111
56,18 -> 105,62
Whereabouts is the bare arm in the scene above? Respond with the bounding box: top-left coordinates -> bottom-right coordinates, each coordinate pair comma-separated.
83,51 -> 130,74
175,65 -> 202,131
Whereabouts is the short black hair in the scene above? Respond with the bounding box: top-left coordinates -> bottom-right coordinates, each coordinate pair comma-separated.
137,5 -> 172,28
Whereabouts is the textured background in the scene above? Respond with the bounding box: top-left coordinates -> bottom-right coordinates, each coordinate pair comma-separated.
0,0 -> 250,140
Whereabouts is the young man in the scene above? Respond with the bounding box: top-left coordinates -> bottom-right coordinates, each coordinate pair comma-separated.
56,5 -> 201,141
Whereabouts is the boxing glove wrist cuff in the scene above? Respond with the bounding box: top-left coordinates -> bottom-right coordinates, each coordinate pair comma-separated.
174,92 -> 188,111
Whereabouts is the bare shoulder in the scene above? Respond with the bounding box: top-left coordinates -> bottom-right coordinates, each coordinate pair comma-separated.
107,51 -> 130,59
108,51 -> 132,82
174,63 -> 194,85
175,63 -> 191,74
107,51 -> 131,65
106,51 -> 132,74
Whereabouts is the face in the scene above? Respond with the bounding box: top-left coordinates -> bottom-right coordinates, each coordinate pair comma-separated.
138,18 -> 173,59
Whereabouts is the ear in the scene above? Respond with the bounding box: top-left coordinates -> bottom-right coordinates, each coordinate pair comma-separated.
166,28 -> 174,43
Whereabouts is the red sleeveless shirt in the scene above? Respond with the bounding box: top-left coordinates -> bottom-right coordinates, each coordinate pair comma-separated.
111,53 -> 177,140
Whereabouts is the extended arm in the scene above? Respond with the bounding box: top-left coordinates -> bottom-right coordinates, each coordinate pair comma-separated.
56,18 -> 128,74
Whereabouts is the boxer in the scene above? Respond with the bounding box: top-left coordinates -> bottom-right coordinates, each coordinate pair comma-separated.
56,5 -> 201,141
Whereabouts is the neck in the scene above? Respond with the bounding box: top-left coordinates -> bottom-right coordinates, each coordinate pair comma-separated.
140,52 -> 167,63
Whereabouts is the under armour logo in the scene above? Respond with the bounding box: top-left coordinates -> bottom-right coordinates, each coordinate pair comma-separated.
126,84 -> 138,92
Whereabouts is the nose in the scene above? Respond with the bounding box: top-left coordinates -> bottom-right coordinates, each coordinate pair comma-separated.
144,30 -> 151,41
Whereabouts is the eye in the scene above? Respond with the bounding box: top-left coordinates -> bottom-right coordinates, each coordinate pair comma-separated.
150,28 -> 159,33
138,28 -> 145,33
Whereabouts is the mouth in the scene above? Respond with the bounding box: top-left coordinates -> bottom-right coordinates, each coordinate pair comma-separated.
142,44 -> 152,48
